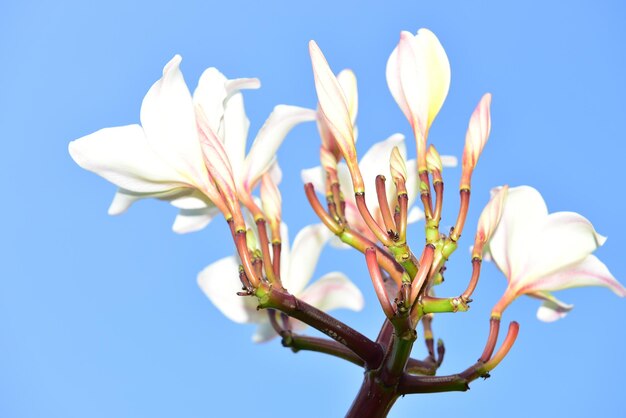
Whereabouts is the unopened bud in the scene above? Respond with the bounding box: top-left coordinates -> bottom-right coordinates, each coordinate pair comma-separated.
337,69 -> 358,127
320,146 -> 338,175
461,93 -> 492,189
260,171 -> 282,241
390,146 -> 408,184
426,145 -> 443,174
310,40 -> 363,192
195,105 -> 245,230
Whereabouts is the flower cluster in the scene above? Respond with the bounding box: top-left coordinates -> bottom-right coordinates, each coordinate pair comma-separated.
69,27 -> 624,417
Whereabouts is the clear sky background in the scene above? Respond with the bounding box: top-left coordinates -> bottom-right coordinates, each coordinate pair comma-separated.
1,1 -> 625,417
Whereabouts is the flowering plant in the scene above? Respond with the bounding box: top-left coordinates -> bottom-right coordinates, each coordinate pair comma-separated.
69,28 -> 624,417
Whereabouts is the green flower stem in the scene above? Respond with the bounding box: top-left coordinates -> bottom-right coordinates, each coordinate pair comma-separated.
420,296 -> 470,314
389,244 -> 419,279
258,286 -> 384,368
340,229 -> 406,284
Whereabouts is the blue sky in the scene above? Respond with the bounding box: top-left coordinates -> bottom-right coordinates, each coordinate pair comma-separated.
1,1 -> 625,417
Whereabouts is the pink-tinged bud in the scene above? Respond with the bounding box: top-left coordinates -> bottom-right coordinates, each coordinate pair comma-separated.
316,115 -> 341,160
260,172 -> 282,241
309,40 -> 364,193
473,185 -> 508,258
195,105 -> 244,229
337,69 -> 358,127
389,146 -> 408,185
426,145 -> 443,174
320,146 -> 338,175
387,29 -> 451,171
461,93 -> 492,189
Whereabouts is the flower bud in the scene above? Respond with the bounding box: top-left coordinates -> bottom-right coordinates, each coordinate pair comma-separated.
461,93 -> 492,189
195,105 -> 244,228
387,29 -> 451,171
337,69 -> 358,127
320,146 -> 338,175
260,171 -> 282,241
389,146 -> 408,185
309,40 -> 364,192
426,145 -> 442,174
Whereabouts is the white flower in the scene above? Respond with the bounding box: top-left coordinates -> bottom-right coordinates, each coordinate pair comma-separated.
487,186 -> 626,322
386,29 -> 451,171
309,41 -> 363,192
69,55 -> 315,234
197,224 -> 364,342
302,135 -> 457,243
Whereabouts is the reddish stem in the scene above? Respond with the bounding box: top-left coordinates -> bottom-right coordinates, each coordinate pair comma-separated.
376,175 -> 397,235
355,193 -> 393,246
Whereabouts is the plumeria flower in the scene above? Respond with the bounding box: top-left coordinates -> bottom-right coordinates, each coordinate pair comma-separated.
69,55 -> 315,234
197,223 -> 364,342
386,29 -> 451,171
316,68 -> 359,168
302,135 -> 456,243
486,186 -> 626,322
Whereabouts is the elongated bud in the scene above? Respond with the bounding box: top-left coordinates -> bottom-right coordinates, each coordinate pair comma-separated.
320,145 -> 338,174
195,105 -> 245,230
317,114 -> 341,160
461,93 -> 492,189
309,40 -> 364,192
473,185 -> 508,258
390,146 -> 408,185
337,69 -> 358,126
260,172 -> 282,242
426,145 -> 443,176
387,29 -> 451,172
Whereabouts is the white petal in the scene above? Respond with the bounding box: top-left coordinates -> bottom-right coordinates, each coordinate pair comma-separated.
337,163 -> 354,202
169,192 -> 211,210
285,224 -> 331,295
140,56 -> 208,189
440,155 -> 458,167
69,124 -> 189,193
172,207 -> 220,234
386,43 -> 411,122
523,255 -> 626,297
242,105 -> 316,190
222,91 -> 250,181
399,29 -> 451,131
108,187 -> 198,215
197,256 -> 260,324
301,166 -> 326,194
108,189 -> 144,215
488,186 -> 548,283
515,211 -> 606,288
359,134 -> 406,211
309,41 -> 355,157
337,69 -> 358,126
252,321 -> 279,343
530,292 -> 574,322
299,272 -> 365,312
224,77 -> 261,98
193,67 -> 229,135
407,206 -> 425,224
